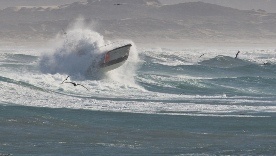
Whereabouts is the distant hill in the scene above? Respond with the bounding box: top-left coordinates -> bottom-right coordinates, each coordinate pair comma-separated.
0,0 -> 276,43
0,0 -> 86,10
160,0 -> 276,13
87,0 -> 161,5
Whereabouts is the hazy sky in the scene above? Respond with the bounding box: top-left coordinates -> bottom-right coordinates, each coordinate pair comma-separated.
0,0 -> 276,13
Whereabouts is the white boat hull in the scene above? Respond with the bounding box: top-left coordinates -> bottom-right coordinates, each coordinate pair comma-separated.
100,44 -> 132,72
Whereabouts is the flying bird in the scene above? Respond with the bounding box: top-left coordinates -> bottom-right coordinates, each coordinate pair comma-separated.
235,51 -> 240,59
61,76 -> 70,84
199,53 -> 205,58
64,82 -> 89,91
62,28 -> 67,35
61,76 -> 89,91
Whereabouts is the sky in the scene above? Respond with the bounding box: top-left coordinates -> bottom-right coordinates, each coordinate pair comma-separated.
0,0 -> 276,13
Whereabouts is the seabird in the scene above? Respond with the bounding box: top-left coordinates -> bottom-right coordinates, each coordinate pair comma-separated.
199,53 -> 205,58
235,51 -> 240,59
61,76 -> 89,91
62,28 -> 67,35
64,82 -> 89,91
61,76 -> 70,84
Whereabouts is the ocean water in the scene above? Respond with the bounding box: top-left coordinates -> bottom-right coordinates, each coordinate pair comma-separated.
1,30 -> 276,155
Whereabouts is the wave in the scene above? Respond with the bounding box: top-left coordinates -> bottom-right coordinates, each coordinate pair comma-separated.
138,50 -> 276,96
39,27 -> 105,78
0,53 -> 37,64
1,30 -> 276,116
199,55 -> 252,68
38,19 -> 140,88
0,75 -> 46,92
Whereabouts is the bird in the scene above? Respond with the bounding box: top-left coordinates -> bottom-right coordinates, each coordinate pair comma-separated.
62,28 -> 67,35
64,82 -> 89,91
61,76 -> 89,91
235,51 -> 240,59
199,53 -> 205,58
61,76 -> 70,84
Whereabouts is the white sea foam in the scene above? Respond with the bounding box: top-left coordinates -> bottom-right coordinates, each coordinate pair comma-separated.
39,19 -> 105,77
37,18 -> 141,90
1,67 -> 276,118
1,39 -> 276,117
142,47 -> 276,67
106,43 -> 143,89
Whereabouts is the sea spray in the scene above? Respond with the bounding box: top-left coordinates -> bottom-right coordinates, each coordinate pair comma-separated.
104,42 -> 142,88
39,21 -> 105,78
39,19 -> 141,88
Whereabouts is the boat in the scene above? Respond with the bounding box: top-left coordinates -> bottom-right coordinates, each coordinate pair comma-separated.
99,44 -> 132,72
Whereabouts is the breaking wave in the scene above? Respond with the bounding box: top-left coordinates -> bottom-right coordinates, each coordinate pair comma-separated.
39,21 -> 105,78
39,18 -> 140,85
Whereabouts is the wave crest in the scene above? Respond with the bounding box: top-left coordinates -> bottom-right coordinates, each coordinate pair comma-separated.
39,25 -> 105,78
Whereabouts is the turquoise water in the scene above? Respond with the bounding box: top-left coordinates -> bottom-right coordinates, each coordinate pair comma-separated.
0,40 -> 276,155
1,105 -> 276,155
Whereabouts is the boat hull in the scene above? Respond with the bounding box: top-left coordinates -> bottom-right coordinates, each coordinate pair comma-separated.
100,44 -> 132,72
